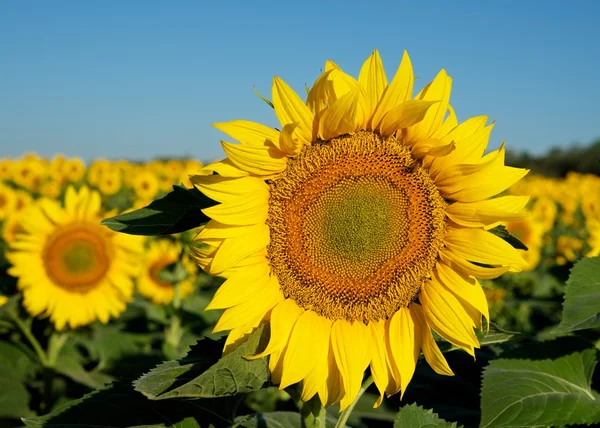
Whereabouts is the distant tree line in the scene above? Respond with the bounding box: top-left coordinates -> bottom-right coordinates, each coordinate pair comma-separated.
505,138 -> 600,177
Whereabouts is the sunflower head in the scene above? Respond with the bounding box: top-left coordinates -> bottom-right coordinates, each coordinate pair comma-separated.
0,183 -> 17,220
137,239 -> 196,305
190,50 -> 529,409
6,186 -> 144,330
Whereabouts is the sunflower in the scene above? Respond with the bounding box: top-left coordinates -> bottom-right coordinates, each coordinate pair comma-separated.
190,50 -> 529,409
2,211 -> 26,244
0,183 -> 17,220
505,214 -> 544,271
97,168 -> 122,196
62,157 -> 86,182
131,170 -> 159,200
137,239 -> 196,305
6,186 -> 143,330
0,295 -> 7,307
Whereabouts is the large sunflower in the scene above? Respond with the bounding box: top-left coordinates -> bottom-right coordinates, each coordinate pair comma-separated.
7,186 -> 144,330
190,50 -> 529,409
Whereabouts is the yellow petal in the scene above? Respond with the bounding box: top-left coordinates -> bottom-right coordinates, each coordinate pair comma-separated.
190,158 -> 249,178
378,100 -> 439,137
318,342 -> 344,407
420,277 -> 480,355
368,320 -> 393,407
272,76 -> 314,145
404,70 -> 452,144
387,306 -> 421,398
280,311 -> 331,389
209,226 -> 270,274
434,262 -> 489,326
202,192 -> 268,226
206,262 -> 270,310
440,248 -> 510,280
279,123 -> 303,156
444,227 -> 527,271
192,175 -> 268,204
410,304 -> 454,376
369,50 -> 414,130
221,140 -> 287,177
213,120 -> 281,149
318,87 -> 367,140
431,105 -> 458,139
332,320 -> 370,411
435,147 -> 530,203
213,275 -> 282,332
197,220 -> 266,240
358,49 -> 388,122
412,139 -> 456,159
446,196 -> 530,228
249,298 -> 303,359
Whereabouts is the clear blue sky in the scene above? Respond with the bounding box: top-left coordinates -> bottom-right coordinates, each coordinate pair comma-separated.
1,1 -> 599,162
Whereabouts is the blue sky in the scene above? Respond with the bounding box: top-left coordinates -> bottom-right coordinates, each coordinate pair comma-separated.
1,1 -> 599,162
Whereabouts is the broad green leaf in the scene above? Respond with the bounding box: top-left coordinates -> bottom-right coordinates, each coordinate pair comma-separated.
101,185 -> 216,236
234,412 -> 301,428
53,342 -> 113,389
22,381 -> 238,428
394,403 -> 458,428
480,349 -> 600,428
134,325 -> 269,399
555,256 -> 600,333
488,225 -> 528,251
0,341 -> 38,418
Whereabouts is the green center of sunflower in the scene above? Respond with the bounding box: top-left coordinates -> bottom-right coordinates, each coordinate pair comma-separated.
43,223 -> 112,292
267,130 -> 447,323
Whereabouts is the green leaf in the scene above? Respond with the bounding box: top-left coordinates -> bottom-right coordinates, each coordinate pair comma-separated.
480,349 -> 600,428
488,225 -> 528,251
234,412 -> 301,428
555,256 -> 600,333
393,403 -> 458,428
53,342 -> 113,389
134,324 -> 269,399
21,381 -> 238,428
0,341 -> 38,418
100,185 -> 216,236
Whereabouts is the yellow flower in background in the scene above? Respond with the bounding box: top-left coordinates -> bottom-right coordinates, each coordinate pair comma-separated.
62,157 -> 86,182
0,158 -> 14,180
39,180 -> 62,199
132,170 -> 159,200
137,239 -> 196,305
163,159 -> 184,180
555,235 -> 583,265
0,184 -> 17,220
97,168 -> 122,196
2,212 -> 25,244
0,295 -> 7,307
190,50 -> 529,409
12,157 -> 45,191
531,197 -> 557,233
86,159 -> 111,187
14,189 -> 33,212
506,215 -> 544,271
6,186 -> 144,330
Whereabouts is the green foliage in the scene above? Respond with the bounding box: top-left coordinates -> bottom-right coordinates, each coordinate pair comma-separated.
488,225 -> 528,251
101,185 -> 216,235
480,349 -> 600,428
555,256 -> 600,333
0,341 -> 38,418
393,404 -> 458,428
22,381 -> 240,428
134,325 -> 269,399
235,411 -> 301,428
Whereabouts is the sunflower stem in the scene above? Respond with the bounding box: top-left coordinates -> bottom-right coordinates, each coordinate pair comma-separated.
300,395 -> 326,428
11,313 -> 48,366
47,332 -> 69,368
334,375 -> 373,428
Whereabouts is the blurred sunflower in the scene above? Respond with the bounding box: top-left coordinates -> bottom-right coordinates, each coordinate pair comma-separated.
0,183 -> 16,220
132,170 -> 159,200
0,295 -> 7,307
190,50 -> 529,409
6,186 -> 144,330
39,179 -> 62,199
62,157 -> 86,182
137,239 -> 196,305
12,156 -> 45,191
97,168 -> 122,196
0,158 -> 14,179
13,189 -> 33,212
2,212 -> 25,244
506,215 -> 544,270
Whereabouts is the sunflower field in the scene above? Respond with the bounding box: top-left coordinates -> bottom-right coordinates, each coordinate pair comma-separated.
1,50 -> 600,428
